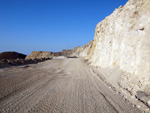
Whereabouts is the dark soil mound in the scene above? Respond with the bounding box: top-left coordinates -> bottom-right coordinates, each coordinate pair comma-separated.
0,52 -> 26,60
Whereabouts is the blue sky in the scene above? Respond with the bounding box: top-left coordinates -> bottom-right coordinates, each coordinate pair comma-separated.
0,0 -> 128,55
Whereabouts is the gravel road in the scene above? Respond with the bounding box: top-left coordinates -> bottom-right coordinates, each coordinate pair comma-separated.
0,58 -> 141,113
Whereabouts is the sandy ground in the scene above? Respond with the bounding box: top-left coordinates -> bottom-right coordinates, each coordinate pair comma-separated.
0,58 -> 141,113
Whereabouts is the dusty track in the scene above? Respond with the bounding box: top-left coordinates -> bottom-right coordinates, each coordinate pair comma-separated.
0,58 -> 141,113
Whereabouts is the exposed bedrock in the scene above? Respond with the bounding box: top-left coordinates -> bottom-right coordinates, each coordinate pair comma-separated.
26,51 -> 54,60
72,0 -> 150,99
26,49 -> 73,60
0,52 -> 26,60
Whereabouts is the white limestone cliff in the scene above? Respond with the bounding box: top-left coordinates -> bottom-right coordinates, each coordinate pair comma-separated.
73,0 -> 150,96
72,40 -> 93,59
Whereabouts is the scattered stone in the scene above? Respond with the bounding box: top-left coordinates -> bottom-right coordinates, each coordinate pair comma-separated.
147,100 -> 150,106
0,58 -> 51,68
146,108 -> 150,111
137,105 -> 141,108
136,91 -> 150,104
133,105 -> 135,107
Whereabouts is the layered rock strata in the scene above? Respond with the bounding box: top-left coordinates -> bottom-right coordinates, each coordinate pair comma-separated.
72,40 -> 93,59
26,51 -> 54,60
26,50 -> 73,60
72,0 -> 150,97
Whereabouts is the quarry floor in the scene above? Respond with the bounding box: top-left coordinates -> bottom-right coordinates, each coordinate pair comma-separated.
0,58 -> 141,113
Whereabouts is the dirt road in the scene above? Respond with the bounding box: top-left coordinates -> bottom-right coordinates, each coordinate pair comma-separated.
0,58 -> 141,113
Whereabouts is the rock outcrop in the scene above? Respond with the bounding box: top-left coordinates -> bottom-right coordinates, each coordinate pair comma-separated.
62,49 -> 73,56
26,50 -> 74,60
0,51 -> 50,68
0,58 -> 50,68
72,0 -> 150,98
0,52 -> 26,60
72,40 -> 93,59
26,51 -> 53,60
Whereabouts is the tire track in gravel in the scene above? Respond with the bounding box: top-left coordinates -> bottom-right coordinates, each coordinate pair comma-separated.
0,72 -> 58,113
0,70 -> 49,100
0,58 -> 142,113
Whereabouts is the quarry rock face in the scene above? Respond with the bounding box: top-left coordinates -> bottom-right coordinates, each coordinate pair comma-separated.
26,51 -> 53,60
72,40 -> 93,59
26,50 -> 73,60
62,49 -> 73,56
0,52 -> 49,68
73,0 -> 150,94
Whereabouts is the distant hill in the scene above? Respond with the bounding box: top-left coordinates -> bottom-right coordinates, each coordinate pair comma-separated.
26,50 -> 73,60
0,52 -> 26,60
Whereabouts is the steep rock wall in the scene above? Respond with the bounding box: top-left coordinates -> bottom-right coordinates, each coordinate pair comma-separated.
74,0 -> 150,93
72,40 -> 93,59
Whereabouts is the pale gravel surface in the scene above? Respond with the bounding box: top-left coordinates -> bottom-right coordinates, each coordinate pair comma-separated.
0,58 -> 141,113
